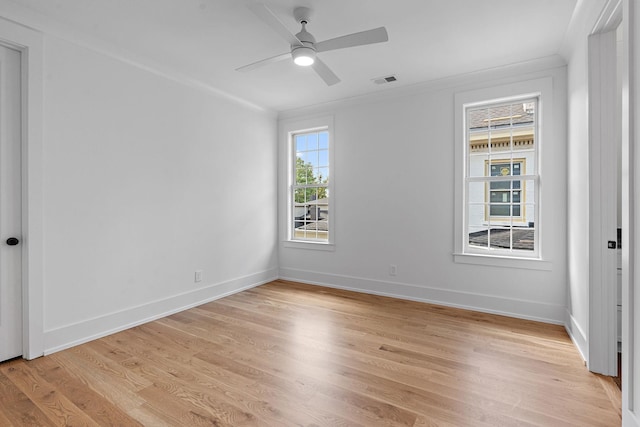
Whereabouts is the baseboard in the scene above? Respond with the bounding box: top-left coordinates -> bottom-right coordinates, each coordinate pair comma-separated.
43,268 -> 278,355
279,267 -> 565,325
42,266 -> 570,355
565,310 -> 588,362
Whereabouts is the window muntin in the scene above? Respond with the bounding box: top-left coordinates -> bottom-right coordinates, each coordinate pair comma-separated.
465,98 -> 538,255
291,130 -> 329,242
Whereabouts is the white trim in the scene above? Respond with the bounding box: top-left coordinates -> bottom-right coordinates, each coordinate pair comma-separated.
279,267 -> 565,325
623,0 -> 639,423
282,241 -> 335,251
592,0 -> 623,34
453,253 -> 552,271
565,309 -> 588,363
43,268 -> 278,355
0,17 -> 44,360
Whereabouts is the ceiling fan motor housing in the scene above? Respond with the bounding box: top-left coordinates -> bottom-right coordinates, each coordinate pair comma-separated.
292,43 -> 316,66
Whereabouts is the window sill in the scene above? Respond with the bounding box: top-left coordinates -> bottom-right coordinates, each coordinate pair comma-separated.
453,253 -> 552,271
283,240 -> 335,251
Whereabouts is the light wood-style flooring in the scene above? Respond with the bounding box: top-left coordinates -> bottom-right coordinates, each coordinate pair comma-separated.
0,280 -> 621,426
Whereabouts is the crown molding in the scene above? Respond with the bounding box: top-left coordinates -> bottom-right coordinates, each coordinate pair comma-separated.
278,55 -> 566,120
0,0 -> 275,116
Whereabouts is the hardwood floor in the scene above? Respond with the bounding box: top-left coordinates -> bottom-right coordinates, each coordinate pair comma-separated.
0,280 -> 621,426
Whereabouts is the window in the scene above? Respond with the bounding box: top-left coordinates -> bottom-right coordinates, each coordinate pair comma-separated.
465,97 -> 538,256
291,130 -> 330,242
280,115 -> 334,250
454,78 -> 554,270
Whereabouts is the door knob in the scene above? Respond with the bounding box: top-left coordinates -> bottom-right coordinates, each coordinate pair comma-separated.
6,237 -> 19,246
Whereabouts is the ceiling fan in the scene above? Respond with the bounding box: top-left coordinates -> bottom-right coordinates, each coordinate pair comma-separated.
236,3 -> 389,86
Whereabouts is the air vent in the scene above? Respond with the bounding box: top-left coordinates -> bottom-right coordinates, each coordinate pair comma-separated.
372,75 -> 397,85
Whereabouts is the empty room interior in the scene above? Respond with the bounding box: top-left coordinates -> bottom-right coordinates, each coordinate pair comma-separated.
1,0 -> 640,425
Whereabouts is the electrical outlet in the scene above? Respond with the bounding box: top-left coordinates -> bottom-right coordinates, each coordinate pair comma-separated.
194,270 -> 203,283
389,264 -> 397,276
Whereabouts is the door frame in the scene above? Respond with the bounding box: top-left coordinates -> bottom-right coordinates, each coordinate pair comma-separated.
622,0 -> 640,424
0,18 -> 44,359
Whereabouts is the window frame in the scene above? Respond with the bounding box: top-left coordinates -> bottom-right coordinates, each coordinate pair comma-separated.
280,115 -> 335,251
453,79 -> 552,271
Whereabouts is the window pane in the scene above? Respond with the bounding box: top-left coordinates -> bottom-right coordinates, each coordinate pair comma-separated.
513,226 -> 534,251
319,131 -> 329,149
307,133 -> 318,151
488,104 -> 516,128
319,149 -> 329,168
468,225 -> 489,249
490,180 -> 511,191
307,150 -> 319,168
468,203 -> 485,232
488,228 -> 512,249
489,190 -> 509,203
468,181 -> 484,204
317,167 -> 329,183
524,202 -> 536,226
294,188 -> 307,204
490,204 -> 511,217
512,162 -> 521,175
512,204 -> 521,217
490,161 -> 522,178
295,134 -> 307,152
468,108 -> 489,131
469,153 -> 488,178
296,160 -> 309,185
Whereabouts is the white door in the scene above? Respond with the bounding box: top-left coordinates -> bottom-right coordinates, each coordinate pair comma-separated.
0,43 -> 22,362
588,28 -> 619,376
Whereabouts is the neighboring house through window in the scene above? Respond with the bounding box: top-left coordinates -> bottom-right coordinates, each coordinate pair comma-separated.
465,98 -> 538,255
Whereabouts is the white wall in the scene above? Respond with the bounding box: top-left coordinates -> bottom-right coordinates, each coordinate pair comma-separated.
1,1 -> 607,362
279,60 -> 568,324
561,0 -> 609,361
34,36 -> 278,352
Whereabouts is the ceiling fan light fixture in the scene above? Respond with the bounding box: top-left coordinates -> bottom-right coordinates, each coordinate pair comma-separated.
292,46 -> 316,66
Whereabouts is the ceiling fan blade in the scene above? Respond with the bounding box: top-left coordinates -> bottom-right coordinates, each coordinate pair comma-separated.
315,27 -> 389,53
311,58 -> 340,86
247,2 -> 302,47
236,52 -> 291,72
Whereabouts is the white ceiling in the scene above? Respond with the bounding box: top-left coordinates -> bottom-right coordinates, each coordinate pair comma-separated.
9,0 -> 579,112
